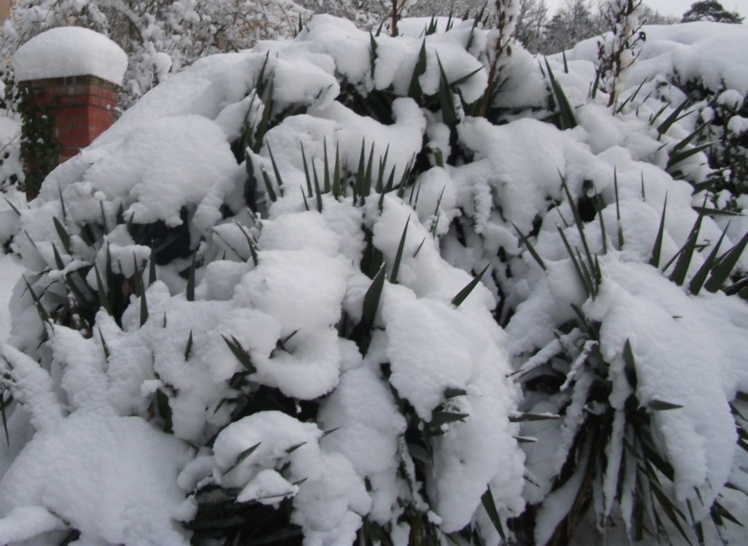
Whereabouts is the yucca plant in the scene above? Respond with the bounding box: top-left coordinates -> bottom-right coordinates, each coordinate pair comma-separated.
503,170 -> 748,544
2,11 -> 748,546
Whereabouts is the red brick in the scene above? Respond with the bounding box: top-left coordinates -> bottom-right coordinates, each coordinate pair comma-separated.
19,76 -> 121,186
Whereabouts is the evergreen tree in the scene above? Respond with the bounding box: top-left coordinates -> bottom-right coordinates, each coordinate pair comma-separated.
515,0 -> 549,52
540,0 -> 601,53
681,0 -> 744,23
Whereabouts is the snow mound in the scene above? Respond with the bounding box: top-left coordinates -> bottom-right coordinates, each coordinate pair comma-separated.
13,27 -> 128,85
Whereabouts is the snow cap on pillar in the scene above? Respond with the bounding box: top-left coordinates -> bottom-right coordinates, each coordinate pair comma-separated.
13,26 -> 127,85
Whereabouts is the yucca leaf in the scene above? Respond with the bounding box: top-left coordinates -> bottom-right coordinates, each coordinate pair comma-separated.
300,143 -> 313,198
93,265 -> 113,316
670,123 -> 708,156
452,264 -> 490,307
253,78 -> 274,153
187,252 -> 196,302
590,67 -> 601,100
53,216 -> 72,254
649,102 -> 669,126
267,145 -> 285,198
148,252 -> 157,285
311,158 -> 323,212
63,270 -> 93,322
436,55 -> 458,129
52,244 -> 65,271
301,186 -> 310,211
558,226 -> 594,298
23,276 -> 51,324
559,173 -> 595,274
232,220 -> 259,266
650,483 -> 692,544
332,142 -> 343,198
0,391 -> 10,447
687,500 -> 705,546
413,237 -> 426,258
509,412 -> 560,422
481,488 -> 507,541
286,442 -> 306,456
260,168 -> 277,203
273,330 -> 299,357
513,223 -> 546,270
669,208 -> 704,286
712,500 -> 743,527
369,32 -> 378,73
667,142 -> 714,173
98,329 -> 110,360
222,334 -> 256,374
2,195 -> 19,216
185,330 -> 194,361
364,142 -> 375,199
649,399 -> 684,411
704,230 -> 748,293
444,387 -> 467,399
224,442 -> 261,475
656,98 -> 690,135
361,264 -> 386,332
450,66 -> 483,88
389,217 -> 410,284
576,247 -> 597,297
689,225 -> 728,295
598,197 -> 608,254
244,150 -> 259,205
692,206 -> 741,217
375,146 -> 390,193
156,389 -> 172,433
396,158 -> 415,199
615,79 -> 646,114
623,339 -> 636,369
408,39 -> 427,99
323,140 -> 331,194
544,58 -> 577,129
649,195 -> 668,268
354,140 -> 366,204
427,410 -> 468,433
133,258 -> 148,327
384,164 -> 397,195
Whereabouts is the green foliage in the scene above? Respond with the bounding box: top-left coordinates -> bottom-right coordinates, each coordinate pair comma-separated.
17,87 -> 61,199
544,59 -> 578,130
681,0 -> 744,23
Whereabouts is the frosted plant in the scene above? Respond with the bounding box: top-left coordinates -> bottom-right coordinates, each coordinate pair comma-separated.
0,12 -> 747,546
493,0 -> 519,59
597,0 -> 645,106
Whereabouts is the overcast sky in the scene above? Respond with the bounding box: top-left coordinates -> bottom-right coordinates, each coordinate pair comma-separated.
545,0 -> 748,20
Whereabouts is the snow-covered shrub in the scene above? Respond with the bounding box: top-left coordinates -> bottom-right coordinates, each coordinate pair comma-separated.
596,0 -> 645,106
1,14 -> 748,546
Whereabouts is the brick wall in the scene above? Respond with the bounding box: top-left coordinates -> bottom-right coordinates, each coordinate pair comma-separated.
22,75 -> 119,163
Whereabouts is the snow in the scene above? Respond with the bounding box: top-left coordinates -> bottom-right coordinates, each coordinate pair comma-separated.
13,27 -> 128,85
0,13 -> 746,546
566,22 -> 748,96
585,259 -> 748,506
81,115 -> 242,229
0,411 -> 191,545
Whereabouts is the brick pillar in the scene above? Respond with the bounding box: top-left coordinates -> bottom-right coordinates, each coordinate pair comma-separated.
21,75 -> 119,164
13,26 -> 127,200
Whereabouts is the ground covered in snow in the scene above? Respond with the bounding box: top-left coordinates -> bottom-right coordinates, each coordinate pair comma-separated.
0,13 -> 746,546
